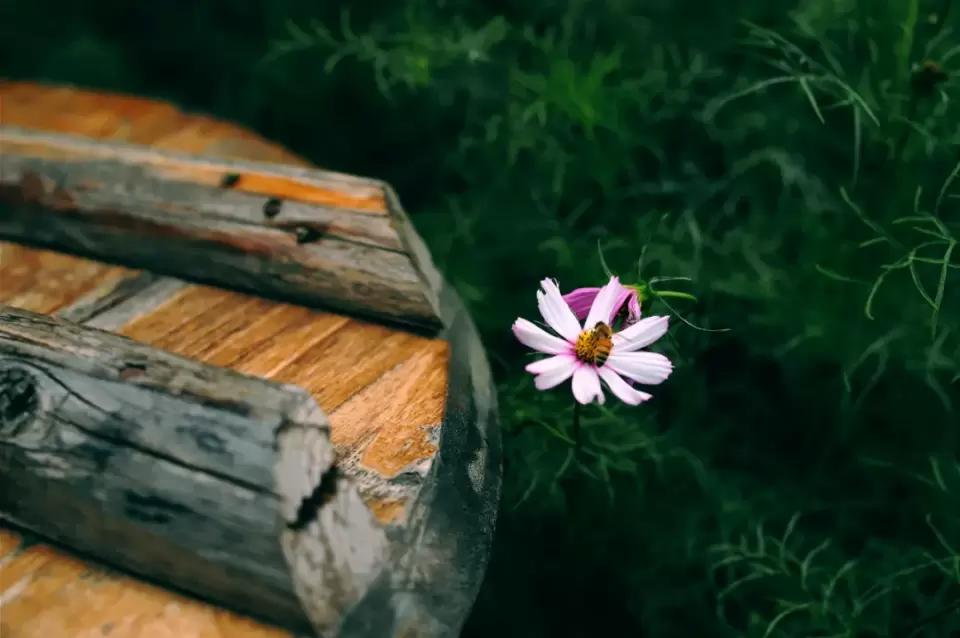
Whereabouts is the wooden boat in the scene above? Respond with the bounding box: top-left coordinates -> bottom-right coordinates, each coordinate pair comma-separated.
0,81 -> 500,638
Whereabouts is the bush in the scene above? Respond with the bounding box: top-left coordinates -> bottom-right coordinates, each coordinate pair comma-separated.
3,0 -> 959,635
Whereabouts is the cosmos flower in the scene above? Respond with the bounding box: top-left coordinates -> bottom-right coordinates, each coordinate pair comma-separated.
512,277 -> 673,405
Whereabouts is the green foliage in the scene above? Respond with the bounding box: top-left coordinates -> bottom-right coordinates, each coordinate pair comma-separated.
4,0 -> 960,635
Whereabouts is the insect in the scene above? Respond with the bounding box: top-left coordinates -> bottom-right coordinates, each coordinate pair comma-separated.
575,322 -> 614,366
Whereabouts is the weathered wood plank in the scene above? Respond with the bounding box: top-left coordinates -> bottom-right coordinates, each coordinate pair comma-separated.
0,127 -> 440,330
0,305 -> 389,635
0,81 -> 501,638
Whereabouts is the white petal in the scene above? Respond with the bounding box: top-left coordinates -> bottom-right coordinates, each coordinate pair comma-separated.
537,279 -> 581,342
584,276 -> 626,329
571,365 -> 605,405
598,367 -> 653,405
612,316 -> 670,352
525,353 -> 577,375
513,318 -> 571,355
533,357 -> 578,390
606,352 -> 673,385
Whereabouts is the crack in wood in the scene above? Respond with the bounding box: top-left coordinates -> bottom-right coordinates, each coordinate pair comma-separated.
287,466 -> 339,531
65,412 -> 274,496
10,198 -> 410,256
124,491 -> 195,525
4,318 -> 261,419
0,358 -> 275,495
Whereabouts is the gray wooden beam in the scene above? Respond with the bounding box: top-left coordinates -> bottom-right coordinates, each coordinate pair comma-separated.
0,127 -> 440,331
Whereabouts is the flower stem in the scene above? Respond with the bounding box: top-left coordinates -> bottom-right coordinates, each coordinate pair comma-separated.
572,401 -> 582,453
654,290 -> 698,302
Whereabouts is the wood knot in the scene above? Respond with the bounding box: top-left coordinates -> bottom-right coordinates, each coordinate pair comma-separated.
0,367 -> 39,436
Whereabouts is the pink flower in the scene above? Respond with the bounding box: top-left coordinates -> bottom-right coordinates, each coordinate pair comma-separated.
512,277 -> 673,405
563,285 -> 642,326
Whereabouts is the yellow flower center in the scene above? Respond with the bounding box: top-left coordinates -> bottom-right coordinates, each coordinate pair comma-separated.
575,322 -> 613,366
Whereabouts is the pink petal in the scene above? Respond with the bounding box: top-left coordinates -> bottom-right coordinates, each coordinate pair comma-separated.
584,276 -> 628,329
598,367 -> 653,405
606,351 -> 673,385
513,318 -> 572,355
537,279 -> 582,342
525,353 -> 577,375
561,287 -> 601,320
612,316 -> 670,352
563,284 -> 641,325
571,365 -> 605,405
533,356 -> 578,390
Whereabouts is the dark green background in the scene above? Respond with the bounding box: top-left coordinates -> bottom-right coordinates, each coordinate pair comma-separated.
2,1 -> 959,636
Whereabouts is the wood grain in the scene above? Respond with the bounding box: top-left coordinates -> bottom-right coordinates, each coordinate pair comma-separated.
0,81 -> 500,638
0,243 -> 133,315
112,278 -> 449,518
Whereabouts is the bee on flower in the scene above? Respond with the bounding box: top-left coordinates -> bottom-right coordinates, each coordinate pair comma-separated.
512,276 -> 673,405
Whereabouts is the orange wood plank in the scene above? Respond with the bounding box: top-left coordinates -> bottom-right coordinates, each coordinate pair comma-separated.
331,339 -> 448,475
267,323 -> 424,412
0,81 -> 310,168
0,530 -> 286,638
0,243 -> 132,314
113,280 -> 450,485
